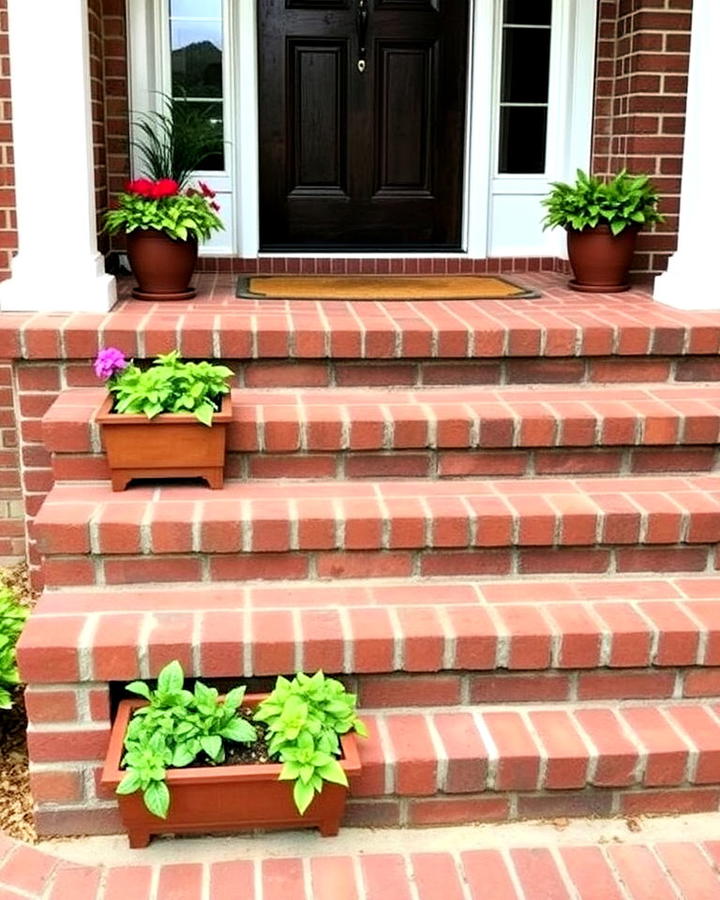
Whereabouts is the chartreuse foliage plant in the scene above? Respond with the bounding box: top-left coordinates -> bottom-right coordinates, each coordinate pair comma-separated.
542,169 -> 663,236
104,182 -> 223,243
118,664 -> 366,820
0,586 -> 29,710
254,671 -> 368,815
118,661 -> 257,819
94,348 -> 233,426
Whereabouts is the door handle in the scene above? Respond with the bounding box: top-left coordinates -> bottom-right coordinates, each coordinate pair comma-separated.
356,0 -> 368,72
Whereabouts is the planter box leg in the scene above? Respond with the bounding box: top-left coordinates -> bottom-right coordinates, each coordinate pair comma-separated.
319,819 -> 340,837
128,829 -> 151,849
111,471 -> 132,492
205,468 -> 224,490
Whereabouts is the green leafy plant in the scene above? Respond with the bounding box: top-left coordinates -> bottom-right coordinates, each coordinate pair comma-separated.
254,671 -> 367,815
133,94 -> 224,189
542,169 -> 663,236
117,661 -> 256,819
104,179 -> 223,243
0,586 -> 29,710
94,349 -> 233,426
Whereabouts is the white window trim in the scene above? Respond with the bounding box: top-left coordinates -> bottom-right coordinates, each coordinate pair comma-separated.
127,0 -> 597,259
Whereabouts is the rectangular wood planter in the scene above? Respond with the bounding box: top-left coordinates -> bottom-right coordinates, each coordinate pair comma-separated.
101,695 -> 363,848
95,394 -> 232,491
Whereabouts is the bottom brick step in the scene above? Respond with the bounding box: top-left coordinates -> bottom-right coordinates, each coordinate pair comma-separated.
24,698 -> 720,834
345,699 -> 720,827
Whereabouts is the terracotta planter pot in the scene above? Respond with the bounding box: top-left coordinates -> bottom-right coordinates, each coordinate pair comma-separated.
126,228 -> 198,301
566,224 -> 639,293
96,394 -> 232,491
101,695 -> 363,848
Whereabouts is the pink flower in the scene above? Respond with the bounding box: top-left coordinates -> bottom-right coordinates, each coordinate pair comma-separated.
94,347 -> 128,381
198,181 -> 216,199
210,201 -> 220,212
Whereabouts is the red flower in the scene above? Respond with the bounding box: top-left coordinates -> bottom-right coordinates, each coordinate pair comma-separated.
210,201 -> 221,212
150,178 -> 180,198
125,178 -> 155,198
198,180 -> 216,199
125,178 -> 179,199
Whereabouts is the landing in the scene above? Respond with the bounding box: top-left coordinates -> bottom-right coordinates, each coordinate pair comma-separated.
2,272 -> 720,363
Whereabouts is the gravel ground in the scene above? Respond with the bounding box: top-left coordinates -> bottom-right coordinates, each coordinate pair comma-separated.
0,564 -> 37,844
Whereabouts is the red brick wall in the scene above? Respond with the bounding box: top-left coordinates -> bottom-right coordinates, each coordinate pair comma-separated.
0,0 -> 16,281
0,0 -> 20,560
89,0 -> 130,253
592,0 -> 693,274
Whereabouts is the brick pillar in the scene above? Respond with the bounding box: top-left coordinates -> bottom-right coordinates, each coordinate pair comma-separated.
592,0 -> 693,277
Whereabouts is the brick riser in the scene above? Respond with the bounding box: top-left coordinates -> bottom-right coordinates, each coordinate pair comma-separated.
228,357 -> 720,388
36,545 -> 720,587
48,446 -> 720,482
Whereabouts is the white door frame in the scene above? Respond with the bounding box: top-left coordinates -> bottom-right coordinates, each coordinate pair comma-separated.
127,0 -> 597,259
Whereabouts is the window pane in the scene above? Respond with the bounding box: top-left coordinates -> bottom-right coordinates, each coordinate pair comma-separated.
501,28 -> 550,104
498,106 -> 547,174
171,0 -> 222,17
504,0 -> 552,26
175,100 -> 225,171
171,23 -> 223,98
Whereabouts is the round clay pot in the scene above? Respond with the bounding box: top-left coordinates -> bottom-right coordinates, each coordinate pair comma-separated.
126,228 -> 198,301
566,224 -> 639,293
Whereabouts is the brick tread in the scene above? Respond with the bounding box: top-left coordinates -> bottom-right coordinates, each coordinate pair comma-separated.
2,831 -> 719,900
42,383 -> 720,455
7,274 -> 720,365
350,700 -> 720,797
33,473 -> 720,556
17,574 -> 720,682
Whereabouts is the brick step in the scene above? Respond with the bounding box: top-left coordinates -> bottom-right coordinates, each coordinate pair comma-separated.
42,384 -> 720,480
348,699 -> 720,825
32,474 -> 720,585
17,575 -> 720,691
23,693 -> 720,828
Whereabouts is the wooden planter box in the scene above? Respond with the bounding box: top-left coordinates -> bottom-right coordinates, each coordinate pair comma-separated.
95,394 -> 232,491
101,695 -> 362,848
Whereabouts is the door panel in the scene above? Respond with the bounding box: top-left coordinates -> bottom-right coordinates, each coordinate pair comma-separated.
258,0 -> 469,250
289,42 -> 349,195
376,43 -> 433,193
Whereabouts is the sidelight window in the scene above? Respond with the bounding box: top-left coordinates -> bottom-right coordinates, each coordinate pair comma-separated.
497,0 -> 552,174
169,0 -> 225,171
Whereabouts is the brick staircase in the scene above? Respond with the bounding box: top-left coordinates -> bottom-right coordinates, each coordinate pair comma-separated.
14,281 -> 720,836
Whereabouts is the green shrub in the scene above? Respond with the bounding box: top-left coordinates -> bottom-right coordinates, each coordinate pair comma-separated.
94,349 -> 233,426
118,661 -> 257,818
0,587 -> 29,710
542,169 -> 663,235
117,664 -> 367,819
254,671 -> 367,814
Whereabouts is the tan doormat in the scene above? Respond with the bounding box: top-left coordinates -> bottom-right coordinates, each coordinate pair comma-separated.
236,274 -> 539,300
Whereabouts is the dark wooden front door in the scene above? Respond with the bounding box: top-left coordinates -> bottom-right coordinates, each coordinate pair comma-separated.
258,0 -> 470,251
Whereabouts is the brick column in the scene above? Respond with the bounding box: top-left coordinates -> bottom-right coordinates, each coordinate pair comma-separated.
654,0 -> 720,309
0,0 -> 116,312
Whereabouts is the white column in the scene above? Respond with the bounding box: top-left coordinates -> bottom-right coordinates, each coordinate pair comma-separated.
0,0 -> 116,312
653,0 -> 720,310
